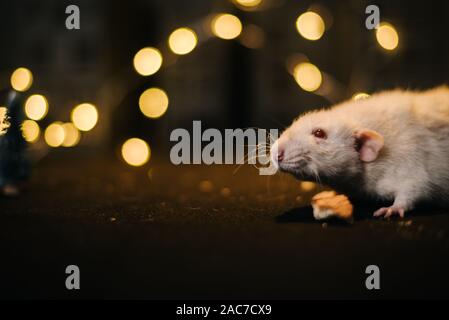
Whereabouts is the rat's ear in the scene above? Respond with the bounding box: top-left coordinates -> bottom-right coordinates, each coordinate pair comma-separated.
354,129 -> 384,162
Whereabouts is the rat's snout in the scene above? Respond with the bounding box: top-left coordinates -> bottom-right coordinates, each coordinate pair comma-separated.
270,139 -> 285,169
277,149 -> 284,162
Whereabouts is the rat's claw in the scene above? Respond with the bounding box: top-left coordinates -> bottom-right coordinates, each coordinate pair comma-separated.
373,207 -> 405,219
373,207 -> 388,217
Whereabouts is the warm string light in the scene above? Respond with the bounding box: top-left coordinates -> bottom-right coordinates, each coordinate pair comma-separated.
0,106 -> 9,135
300,181 -> 316,192
10,67 -> 33,92
296,11 -> 325,41
71,103 -> 98,132
126,11 -> 250,167
139,88 -> 169,119
121,138 -> 151,166
289,8 -> 398,101
22,120 -> 40,143
44,122 -> 65,147
20,6 -> 394,165
234,0 -> 262,8
293,62 -> 322,92
352,92 -> 370,100
376,22 -> 399,51
24,94 -> 48,121
62,122 -> 80,147
211,14 -> 243,40
133,47 -> 163,76
168,27 -> 198,55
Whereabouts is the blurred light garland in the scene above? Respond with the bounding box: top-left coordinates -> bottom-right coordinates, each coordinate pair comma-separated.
211,13 -> 242,40
293,62 -> 322,92
296,11 -> 325,41
4,2 -> 403,167
71,103 -> 98,132
24,94 -> 48,121
22,120 -> 40,143
44,122 -> 65,147
121,138 -> 151,167
376,22 -> 399,51
168,28 -> 198,55
139,88 -> 169,119
10,67 -> 33,92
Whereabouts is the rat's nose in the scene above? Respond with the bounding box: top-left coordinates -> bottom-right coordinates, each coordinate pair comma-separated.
277,149 -> 284,162
270,140 -> 284,170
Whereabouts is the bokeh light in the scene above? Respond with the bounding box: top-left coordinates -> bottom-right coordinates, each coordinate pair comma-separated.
24,94 -> 48,121
220,187 -> 231,197
0,106 -> 10,135
121,138 -> 151,167
71,103 -> 98,132
44,122 -> 65,147
293,62 -> 322,92
199,180 -> 214,193
10,67 -> 33,92
133,47 -> 163,76
234,0 -> 262,7
376,22 -> 399,51
300,181 -> 316,192
352,92 -> 370,100
62,122 -> 81,147
139,88 -> 169,119
22,120 -> 40,143
211,14 -> 242,40
296,11 -> 325,41
168,28 -> 198,55
239,24 -> 265,49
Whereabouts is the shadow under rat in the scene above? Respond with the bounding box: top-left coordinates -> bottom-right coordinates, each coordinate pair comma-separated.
275,199 -> 448,225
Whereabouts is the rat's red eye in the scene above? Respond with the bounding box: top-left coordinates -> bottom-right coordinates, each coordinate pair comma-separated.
312,128 -> 327,139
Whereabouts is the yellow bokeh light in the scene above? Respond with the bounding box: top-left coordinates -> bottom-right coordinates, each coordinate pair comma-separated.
352,92 -> 370,100
10,67 -> 33,92
301,181 -> 316,192
133,47 -> 163,76
199,180 -> 214,193
168,28 -> 198,55
71,103 -> 98,132
139,88 -> 169,119
62,122 -> 81,147
376,23 -> 399,51
24,94 -> 48,121
211,14 -> 242,40
121,138 -> 151,167
22,120 -> 40,143
296,11 -> 325,41
0,106 -> 10,135
235,0 -> 262,7
0,106 -> 6,119
293,62 -> 322,92
44,122 -> 65,147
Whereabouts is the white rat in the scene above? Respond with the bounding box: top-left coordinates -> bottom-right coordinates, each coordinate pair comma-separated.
271,86 -> 449,218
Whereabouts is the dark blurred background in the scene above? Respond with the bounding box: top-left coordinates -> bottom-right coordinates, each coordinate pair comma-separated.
0,0 -> 448,160
1,1 -> 449,299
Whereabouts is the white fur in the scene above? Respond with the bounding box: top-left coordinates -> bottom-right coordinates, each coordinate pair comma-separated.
273,86 -> 449,214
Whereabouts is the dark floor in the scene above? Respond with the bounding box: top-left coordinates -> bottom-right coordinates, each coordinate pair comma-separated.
0,153 -> 448,299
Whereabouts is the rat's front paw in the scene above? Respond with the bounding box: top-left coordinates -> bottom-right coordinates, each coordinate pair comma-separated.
373,206 -> 405,218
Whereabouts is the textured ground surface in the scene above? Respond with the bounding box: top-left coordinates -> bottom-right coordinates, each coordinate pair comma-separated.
1,153 -> 448,299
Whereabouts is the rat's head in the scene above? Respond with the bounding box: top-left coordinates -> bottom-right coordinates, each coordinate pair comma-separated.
270,110 -> 384,180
